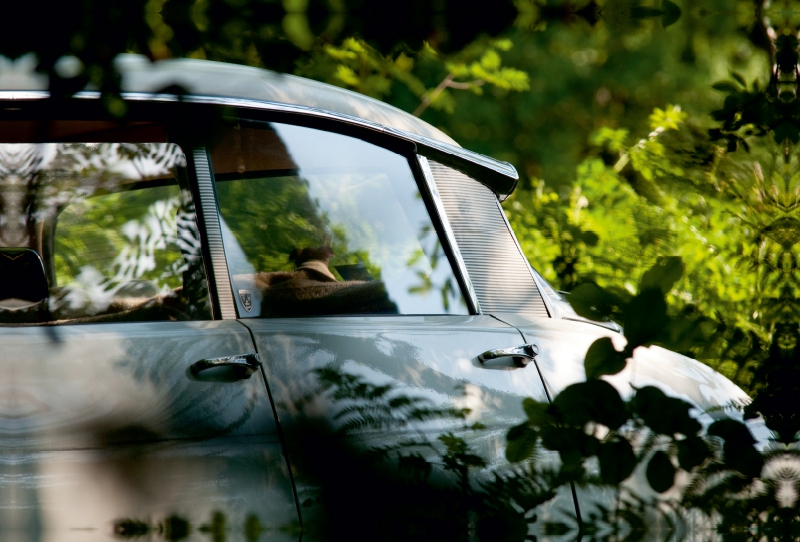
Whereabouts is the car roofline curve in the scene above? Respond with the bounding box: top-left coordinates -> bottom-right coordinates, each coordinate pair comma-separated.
0,90 -> 519,200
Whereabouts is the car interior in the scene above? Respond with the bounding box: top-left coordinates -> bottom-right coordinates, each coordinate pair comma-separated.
0,120 -> 211,324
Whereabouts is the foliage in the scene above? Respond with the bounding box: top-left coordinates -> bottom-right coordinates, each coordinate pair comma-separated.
296,37 -> 529,116
0,0 -> 518,112
7,0 -> 800,538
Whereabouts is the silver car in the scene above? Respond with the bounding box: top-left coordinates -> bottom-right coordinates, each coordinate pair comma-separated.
0,55 -> 751,539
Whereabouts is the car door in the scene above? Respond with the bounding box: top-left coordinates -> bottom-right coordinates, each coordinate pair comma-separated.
0,134 -> 298,541
203,119 -> 557,528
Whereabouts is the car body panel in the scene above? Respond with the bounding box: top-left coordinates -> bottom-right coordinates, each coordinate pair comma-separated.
494,314 -> 748,415
0,321 -> 298,539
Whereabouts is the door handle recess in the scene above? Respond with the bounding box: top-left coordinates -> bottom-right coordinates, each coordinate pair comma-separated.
190,353 -> 263,378
479,344 -> 538,368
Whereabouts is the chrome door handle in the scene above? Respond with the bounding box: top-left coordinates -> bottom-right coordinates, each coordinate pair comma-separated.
190,353 -> 263,378
479,344 -> 538,367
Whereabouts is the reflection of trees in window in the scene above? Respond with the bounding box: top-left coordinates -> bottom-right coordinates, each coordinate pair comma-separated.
216,175 -> 385,279
0,142 -> 201,317
406,225 -> 459,312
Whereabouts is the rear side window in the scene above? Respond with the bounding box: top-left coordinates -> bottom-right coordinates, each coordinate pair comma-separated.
211,122 -> 467,317
0,142 -> 211,324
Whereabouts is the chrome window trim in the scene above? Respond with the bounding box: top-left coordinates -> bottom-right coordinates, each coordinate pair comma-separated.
417,155 -> 481,315
528,267 -> 559,319
192,148 -> 237,320
0,90 -> 518,198
493,197 -> 552,318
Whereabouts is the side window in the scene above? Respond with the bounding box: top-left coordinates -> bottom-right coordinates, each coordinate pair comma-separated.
0,142 -> 212,324
210,122 -> 468,317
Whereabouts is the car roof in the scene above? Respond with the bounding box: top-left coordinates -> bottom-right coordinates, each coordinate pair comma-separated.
0,54 -> 518,198
0,54 -> 457,146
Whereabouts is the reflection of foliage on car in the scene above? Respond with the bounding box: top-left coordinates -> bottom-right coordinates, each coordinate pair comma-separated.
296,259 -> 799,541
113,511 -> 269,540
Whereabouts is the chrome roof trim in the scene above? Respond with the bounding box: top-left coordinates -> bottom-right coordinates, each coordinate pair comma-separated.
417,156 -> 481,314
0,90 -> 520,199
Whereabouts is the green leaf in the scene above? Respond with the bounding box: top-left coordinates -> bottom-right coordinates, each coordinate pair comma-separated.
522,398 -> 552,425
506,423 -> 539,462
552,380 -> 628,430
598,439 -> 636,484
646,451 -> 676,493
711,82 -> 738,93
730,71 -> 747,88
584,337 -> 627,379
661,0 -> 682,28
640,256 -> 684,295
567,282 -> 623,321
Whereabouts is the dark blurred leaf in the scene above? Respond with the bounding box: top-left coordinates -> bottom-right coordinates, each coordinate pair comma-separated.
676,436 -> 711,471
730,71 -> 747,88
622,288 -> 669,347
476,506 -> 529,542
707,419 -> 756,447
568,282 -> 624,321
598,439 -> 636,484
632,386 -> 701,436
712,82 -> 738,93
630,7 -> 663,19
579,230 -> 600,246
552,380 -> 628,430
774,122 -> 800,144
584,337 -> 627,379
727,446 -> 765,480
708,419 -> 763,479
540,426 -> 599,460
522,398 -> 552,425
397,453 -> 432,481
506,423 -> 539,463
660,0 -> 681,28
640,256 -> 684,295
646,451 -> 676,493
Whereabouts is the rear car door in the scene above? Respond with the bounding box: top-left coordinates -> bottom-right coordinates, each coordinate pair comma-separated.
203,119 -> 555,526
0,130 -> 298,540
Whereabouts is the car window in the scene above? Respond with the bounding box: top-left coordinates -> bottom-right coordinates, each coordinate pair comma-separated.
0,142 -> 211,324
211,122 -> 468,317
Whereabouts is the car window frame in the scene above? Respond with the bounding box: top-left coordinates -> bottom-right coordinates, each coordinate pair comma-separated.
199,112 -> 481,318
0,98 -> 497,320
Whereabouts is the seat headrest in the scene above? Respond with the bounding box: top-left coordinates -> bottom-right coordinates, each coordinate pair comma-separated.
0,248 -> 48,311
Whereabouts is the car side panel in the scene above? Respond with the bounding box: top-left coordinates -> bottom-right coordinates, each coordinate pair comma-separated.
0,321 -> 298,541
240,315 -> 567,535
